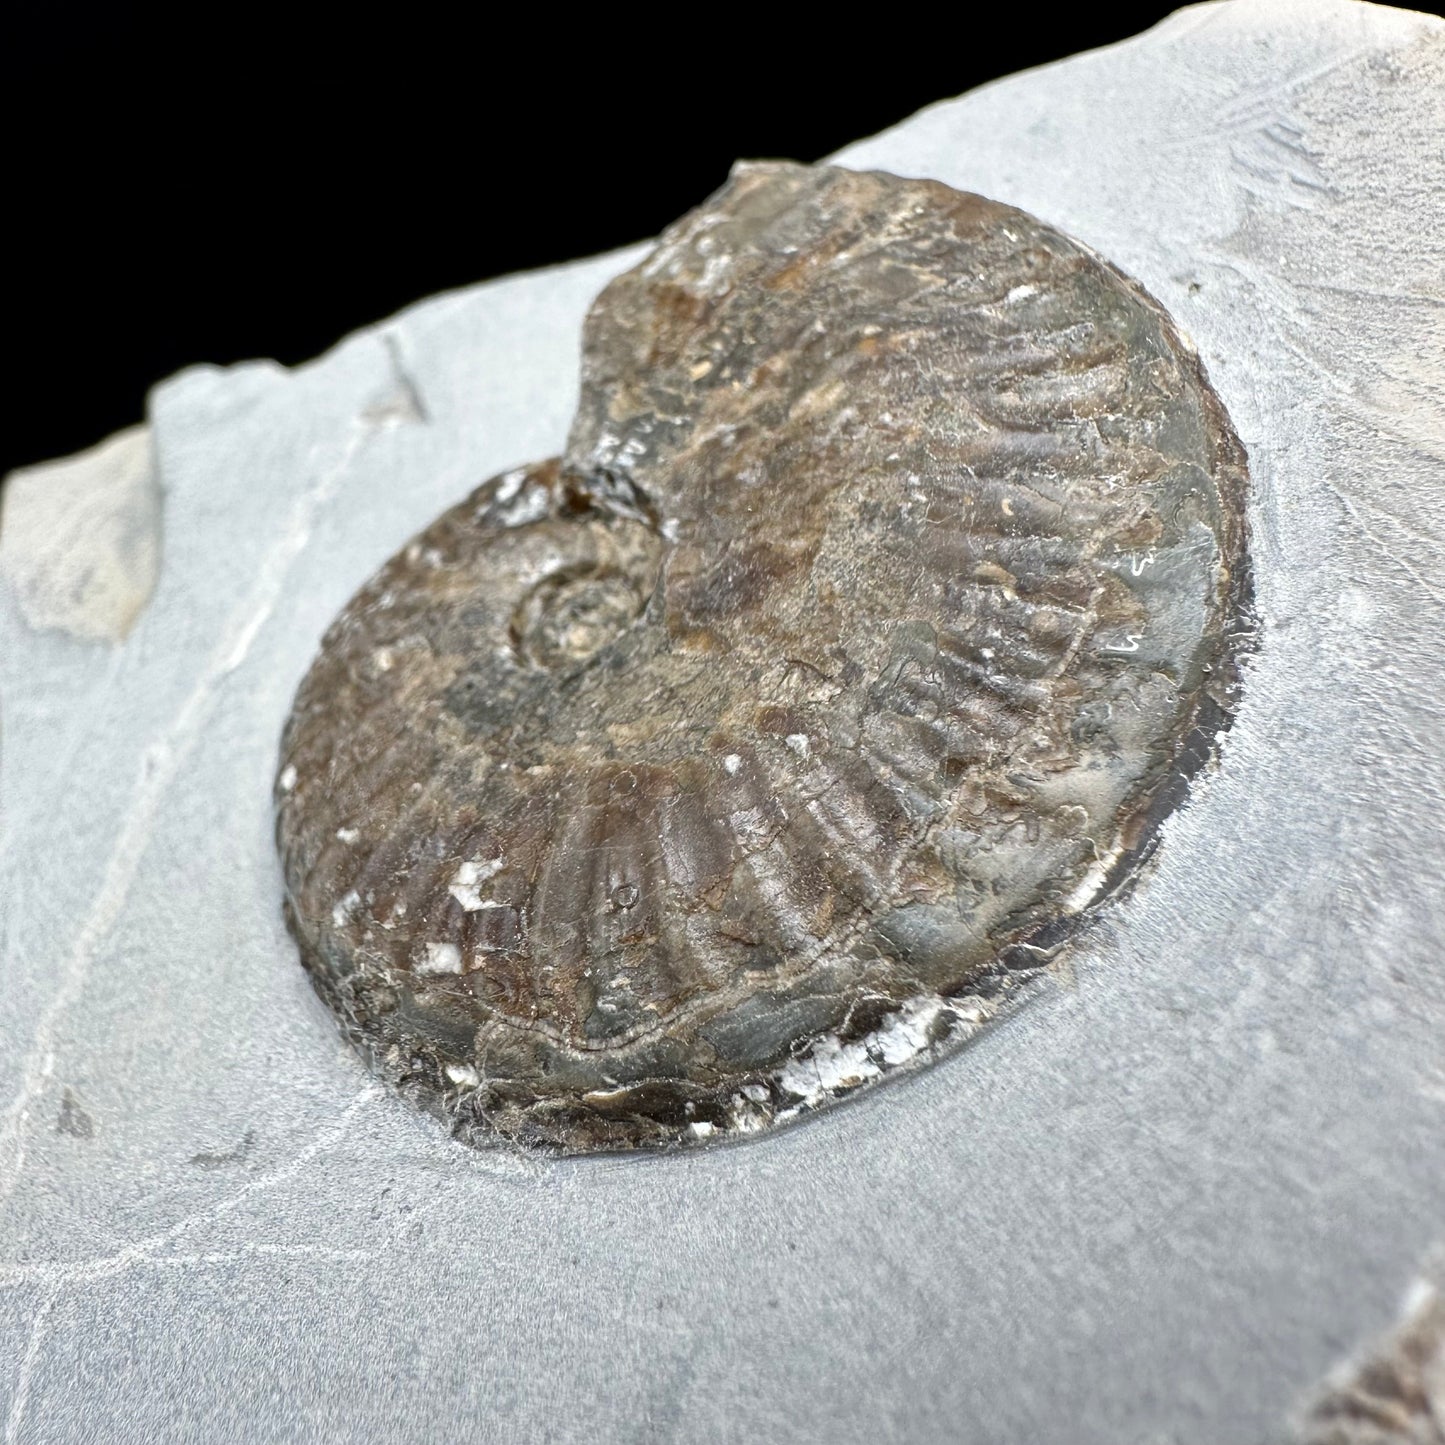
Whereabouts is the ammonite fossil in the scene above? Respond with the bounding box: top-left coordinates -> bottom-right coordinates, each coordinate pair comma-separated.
276,162 -> 1250,1154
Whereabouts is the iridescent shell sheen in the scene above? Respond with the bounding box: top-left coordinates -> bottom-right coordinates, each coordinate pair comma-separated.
276,162 -> 1250,1153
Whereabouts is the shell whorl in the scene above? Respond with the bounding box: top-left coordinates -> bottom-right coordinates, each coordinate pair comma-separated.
276,162 -> 1249,1152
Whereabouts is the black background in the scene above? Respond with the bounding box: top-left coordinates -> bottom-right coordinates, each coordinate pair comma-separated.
8,3 -> 1439,474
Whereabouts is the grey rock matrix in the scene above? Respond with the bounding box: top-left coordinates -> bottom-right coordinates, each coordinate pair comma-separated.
2,0 -> 1441,1440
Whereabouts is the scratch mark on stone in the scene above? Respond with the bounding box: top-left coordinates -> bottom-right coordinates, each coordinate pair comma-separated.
0,425 -> 370,1207
1160,44 -> 1379,152
362,334 -> 429,428
126,1244 -> 377,1270
0,1086 -> 380,1291
188,1128 -> 254,1169
1199,248 -> 1445,476
1324,479 -> 1445,609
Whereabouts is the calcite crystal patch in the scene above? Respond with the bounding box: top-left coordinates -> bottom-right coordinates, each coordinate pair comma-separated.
275,162 -> 1250,1152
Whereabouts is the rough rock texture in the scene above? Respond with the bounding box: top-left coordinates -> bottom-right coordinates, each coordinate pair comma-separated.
0,425 -> 159,643
277,164 -> 1249,1152
1,2 -> 1441,1441
1300,1250 -> 1445,1444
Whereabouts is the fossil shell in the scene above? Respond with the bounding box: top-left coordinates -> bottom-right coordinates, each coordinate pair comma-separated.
276,162 -> 1250,1154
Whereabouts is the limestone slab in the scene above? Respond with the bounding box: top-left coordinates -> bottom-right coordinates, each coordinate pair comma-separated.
2,2 -> 1442,1440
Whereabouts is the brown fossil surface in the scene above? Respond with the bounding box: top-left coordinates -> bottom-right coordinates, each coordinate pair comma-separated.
275,162 -> 1250,1153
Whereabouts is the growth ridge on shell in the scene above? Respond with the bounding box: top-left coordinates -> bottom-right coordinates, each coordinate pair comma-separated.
276,161 -> 1251,1154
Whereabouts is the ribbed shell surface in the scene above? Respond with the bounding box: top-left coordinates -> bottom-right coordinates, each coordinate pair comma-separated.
276,162 -> 1250,1153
